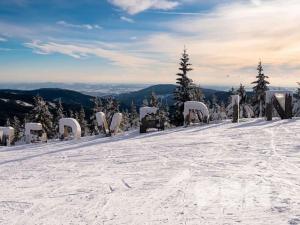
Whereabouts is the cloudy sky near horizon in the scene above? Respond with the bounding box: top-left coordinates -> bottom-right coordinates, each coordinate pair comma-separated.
0,0 -> 300,87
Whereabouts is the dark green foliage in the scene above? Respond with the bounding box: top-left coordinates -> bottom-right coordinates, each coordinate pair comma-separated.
252,61 -> 270,117
173,48 -> 196,126
130,101 -> 139,128
78,105 -> 89,136
31,96 -> 54,138
237,83 -> 247,104
11,116 -> 22,142
150,91 -> 159,107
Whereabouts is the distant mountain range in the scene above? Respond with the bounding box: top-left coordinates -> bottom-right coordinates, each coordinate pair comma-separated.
0,84 -> 233,125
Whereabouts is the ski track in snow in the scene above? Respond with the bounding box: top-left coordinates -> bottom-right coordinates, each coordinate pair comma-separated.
0,118 -> 300,225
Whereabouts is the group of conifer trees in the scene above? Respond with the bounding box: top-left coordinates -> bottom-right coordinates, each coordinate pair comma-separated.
172,48 -> 300,126
4,48 -> 300,143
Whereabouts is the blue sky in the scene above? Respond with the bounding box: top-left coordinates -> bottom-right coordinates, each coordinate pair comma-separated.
0,0 -> 300,87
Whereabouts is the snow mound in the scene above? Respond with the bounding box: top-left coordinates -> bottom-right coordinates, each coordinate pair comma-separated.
0,118 -> 300,224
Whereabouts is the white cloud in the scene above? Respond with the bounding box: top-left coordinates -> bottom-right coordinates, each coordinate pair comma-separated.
56,21 -> 102,30
24,40 -> 158,68
130,0 -> 300,86
108,0 -> 179,14
120,16 -> 135,23
0,37 -> 7,42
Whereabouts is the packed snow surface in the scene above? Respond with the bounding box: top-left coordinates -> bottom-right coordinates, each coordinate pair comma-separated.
0,119 -> 300,225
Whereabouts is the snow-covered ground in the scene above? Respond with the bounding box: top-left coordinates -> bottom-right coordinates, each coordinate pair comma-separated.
0,119 -> 300,225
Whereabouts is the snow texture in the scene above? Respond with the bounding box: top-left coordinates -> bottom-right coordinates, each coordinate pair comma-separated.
183,101 -> 209,119
110,113 -> 122,132
140,107 -> 158,120
59,118 -> 81,140
0,119 -> 300,224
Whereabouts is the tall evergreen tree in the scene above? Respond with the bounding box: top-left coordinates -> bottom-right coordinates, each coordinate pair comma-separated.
31,96 -> 54,138
120,110 -> 130,131
296,82 -> 300,99
89,97 -> 103,135
237,83 -> 247,104
293,82 -> 300,116
142,98 -> 149,107
130,101 -> 139,128
191,85 -> 204,102
173,48 -> 195,126
252,61 -> 270,117
105,97 -> 119,125
149,91 -> 159,107
11,116 -> 22,143
53,99 -> 65,137
237,83 -> 254,118
5,118 -> 11,127
78,106 -> 89,136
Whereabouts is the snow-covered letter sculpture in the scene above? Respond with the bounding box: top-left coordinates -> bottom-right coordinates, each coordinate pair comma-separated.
59,118 -> 81,140
96,112 -> 123,136
96,112 -> 109,135
265,91 -> 293,121
183,101 -> 209,126
231,95 -> 240,123
110,113 -> 122,135
25,123 -> 47,144
0,126 -> 14,146
139,107 -> 165,133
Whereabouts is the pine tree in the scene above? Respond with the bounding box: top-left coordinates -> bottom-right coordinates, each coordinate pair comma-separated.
11,116 -> 22,143
130,101 -> 139,128
105,97 -> 119,124
252,61 -> 270,117
53,99 -> 65,137
120,110 -> 130,131
229,87 -> 236,95
5,118 -> 11,127
159,102 -> 170,128
237,84 -> 247,104
31,95 -> 54,138
89,97 -> 103,135
68,110 -> 74,118
296,82 -> 300,99
150,91 -> 159,107
56,99 -> 64,119
142,98 -> 149,107
210,95 -> 221,121
173,48 -> 195,126
191,85 -> 204,102
293,82 -> 300,116
237,83 -> 254,118
78,106 -> 89,136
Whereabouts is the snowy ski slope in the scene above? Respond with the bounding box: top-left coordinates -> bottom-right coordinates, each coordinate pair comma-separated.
0,118 -> 300,225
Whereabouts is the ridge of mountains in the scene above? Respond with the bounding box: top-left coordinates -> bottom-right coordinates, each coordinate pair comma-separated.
0,84 -> 237,125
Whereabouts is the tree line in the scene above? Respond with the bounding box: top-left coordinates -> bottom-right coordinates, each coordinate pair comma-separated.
3,48 -> 300,143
